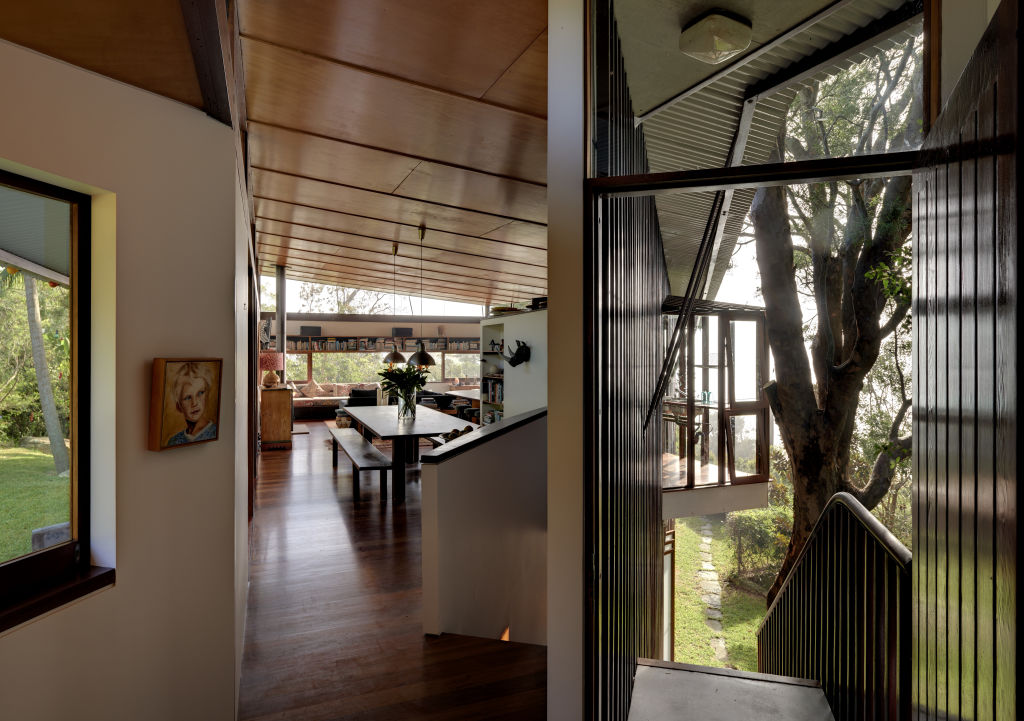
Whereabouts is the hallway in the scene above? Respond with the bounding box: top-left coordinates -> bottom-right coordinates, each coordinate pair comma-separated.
239,422 -> 546,720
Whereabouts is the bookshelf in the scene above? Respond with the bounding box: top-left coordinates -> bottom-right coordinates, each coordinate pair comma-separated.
269,335 -> 480,354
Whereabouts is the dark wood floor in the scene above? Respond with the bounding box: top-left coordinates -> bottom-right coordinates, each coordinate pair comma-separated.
238,422 -> 546,721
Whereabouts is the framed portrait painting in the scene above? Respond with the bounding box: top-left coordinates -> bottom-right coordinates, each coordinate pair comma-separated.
148,358 -> 223,451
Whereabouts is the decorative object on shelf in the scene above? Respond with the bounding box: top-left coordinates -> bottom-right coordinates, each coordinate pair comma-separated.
259,351 -> 285,387
378,364 -> 429,420
408,225 -> 436,367
678,9 -> 752,64
148,358 -> 223,451
528,296 -> 547,310
503,340 -> 531,367
489,306 -> 518,316
258,319 -> 271,349
383,241 -> 408,366
488,339 -> 504,352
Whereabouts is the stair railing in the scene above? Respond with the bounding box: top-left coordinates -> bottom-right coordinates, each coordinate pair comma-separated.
756,492 -> 911,721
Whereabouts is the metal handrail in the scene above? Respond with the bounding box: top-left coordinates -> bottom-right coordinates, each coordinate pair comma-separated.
756,492 -> 912,721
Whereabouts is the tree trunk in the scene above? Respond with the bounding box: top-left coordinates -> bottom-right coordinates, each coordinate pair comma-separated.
24,275 -> 69,474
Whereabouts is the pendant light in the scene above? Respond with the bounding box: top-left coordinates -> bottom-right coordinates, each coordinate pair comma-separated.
383,241 -> 407,366
407,225 -> 436,368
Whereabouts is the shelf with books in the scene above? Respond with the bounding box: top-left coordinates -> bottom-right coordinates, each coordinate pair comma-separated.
269,335 -> 481,354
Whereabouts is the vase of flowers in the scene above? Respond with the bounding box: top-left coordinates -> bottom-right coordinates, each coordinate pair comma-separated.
378,364 -> 429,421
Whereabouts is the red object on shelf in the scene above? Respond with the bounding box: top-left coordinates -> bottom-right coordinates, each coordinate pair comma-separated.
259,352 -> 284,371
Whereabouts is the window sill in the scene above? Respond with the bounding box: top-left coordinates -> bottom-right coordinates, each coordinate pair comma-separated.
0,566 -> 115,634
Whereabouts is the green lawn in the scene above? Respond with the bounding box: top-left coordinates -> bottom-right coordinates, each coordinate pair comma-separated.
672,517 -> 717,666
0,447 -> 69,562
673,514 -> 768,672
708,515 -> 767,672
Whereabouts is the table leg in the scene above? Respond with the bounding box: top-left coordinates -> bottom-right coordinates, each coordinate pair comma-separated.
332,438 -> 338,467
409,437 -> 420,463
392,438 -> 407,504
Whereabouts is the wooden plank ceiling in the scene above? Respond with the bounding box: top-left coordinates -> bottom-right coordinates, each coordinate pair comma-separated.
0,0 -> 203,108
239,0 -> 549,305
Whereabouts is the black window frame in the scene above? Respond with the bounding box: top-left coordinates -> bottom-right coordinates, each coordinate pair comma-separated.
0,168 -> 113,632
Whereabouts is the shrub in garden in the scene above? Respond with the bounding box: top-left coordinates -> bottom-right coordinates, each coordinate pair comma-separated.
726,505 -> 793,594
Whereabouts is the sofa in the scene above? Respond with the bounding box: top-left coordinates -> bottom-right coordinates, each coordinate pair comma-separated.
291,382 -> 382,420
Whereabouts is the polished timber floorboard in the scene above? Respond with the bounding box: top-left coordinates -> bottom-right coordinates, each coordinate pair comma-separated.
239,422 -> 546,720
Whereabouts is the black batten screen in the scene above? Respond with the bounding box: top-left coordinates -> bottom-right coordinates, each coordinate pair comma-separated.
912,1 -> 1018,719
586,3 -> 669,719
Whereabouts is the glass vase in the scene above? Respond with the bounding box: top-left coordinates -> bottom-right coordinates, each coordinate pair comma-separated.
397,391 -> 417,420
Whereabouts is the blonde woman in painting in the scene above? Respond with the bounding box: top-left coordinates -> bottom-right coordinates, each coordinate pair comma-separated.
167,362 -> 217,446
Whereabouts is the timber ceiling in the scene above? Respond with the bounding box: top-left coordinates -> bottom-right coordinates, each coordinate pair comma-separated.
239,0 -> 549,306
0,0 -> 203,108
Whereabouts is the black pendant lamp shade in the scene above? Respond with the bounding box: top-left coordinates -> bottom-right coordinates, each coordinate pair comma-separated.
384,241 -> 407,365
408,340 -> 436,368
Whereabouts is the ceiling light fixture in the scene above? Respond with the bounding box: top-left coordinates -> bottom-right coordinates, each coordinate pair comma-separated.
679,10 -> 752,65
407,225 -> 436,368
383,241 -> 407,366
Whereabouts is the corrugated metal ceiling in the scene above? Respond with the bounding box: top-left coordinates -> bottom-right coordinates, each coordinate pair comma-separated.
614,0 -> 921,298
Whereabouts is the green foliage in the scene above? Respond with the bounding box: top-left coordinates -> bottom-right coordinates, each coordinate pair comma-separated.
865,244 -> 913,305
0,447 -> 69,562
725,506 -> 793,593
378,365 -> 429,398
0,278 -> 70,446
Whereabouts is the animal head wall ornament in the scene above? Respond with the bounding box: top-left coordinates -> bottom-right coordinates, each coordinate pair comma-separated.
503,340 -> 531,367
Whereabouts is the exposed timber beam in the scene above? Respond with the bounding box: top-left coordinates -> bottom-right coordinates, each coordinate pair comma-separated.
179,0 -> 232,125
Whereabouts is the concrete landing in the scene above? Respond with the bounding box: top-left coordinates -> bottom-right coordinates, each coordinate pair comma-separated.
628,660 -> 835,721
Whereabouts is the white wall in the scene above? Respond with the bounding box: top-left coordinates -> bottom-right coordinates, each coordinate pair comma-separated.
0,40 -> 242,721
421,416 -> 547,645
547,0 -> 586,716
482,310 -> 547,417
940,0 -> 1000,106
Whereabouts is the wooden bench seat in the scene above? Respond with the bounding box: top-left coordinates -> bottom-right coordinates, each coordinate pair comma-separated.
324,423 -> 390,500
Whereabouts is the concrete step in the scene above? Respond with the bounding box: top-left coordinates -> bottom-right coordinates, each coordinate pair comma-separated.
628,659 -> 835,721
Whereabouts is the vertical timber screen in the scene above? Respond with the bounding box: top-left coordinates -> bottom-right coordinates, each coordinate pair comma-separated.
912,2 -> 1018,720
586,2 -> 669,719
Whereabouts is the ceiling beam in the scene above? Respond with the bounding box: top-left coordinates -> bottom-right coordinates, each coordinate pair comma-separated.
240,34 -> 546,122
248,120 -> 547,189
745,0 -> 924,102
255,220 -> 547,274
255,197 -> 546,254
587,151 -> 918,198
256,242 -> 548,295
251,165 -> 546,228
179,0 -> 232,124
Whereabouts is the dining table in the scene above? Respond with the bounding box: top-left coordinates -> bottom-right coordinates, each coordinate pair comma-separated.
343,404 -> 476,503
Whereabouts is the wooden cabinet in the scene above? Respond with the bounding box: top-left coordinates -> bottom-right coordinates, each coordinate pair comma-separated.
260,387 -> 292,450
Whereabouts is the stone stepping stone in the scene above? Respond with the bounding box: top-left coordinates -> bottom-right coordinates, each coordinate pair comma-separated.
705,618 -> 723,633
701,561 -> 715,570
701,593 -> 721,608
705,607 -> 722,620
700,580 -> 722,594
698,570 -> 718,580
699,552 -> 713,563
698,543 -> 711,553
701,536 -> 712,544
711,638 -> 729,662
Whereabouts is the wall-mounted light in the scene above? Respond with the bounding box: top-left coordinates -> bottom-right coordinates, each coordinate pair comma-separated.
679,10 -> 752,65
